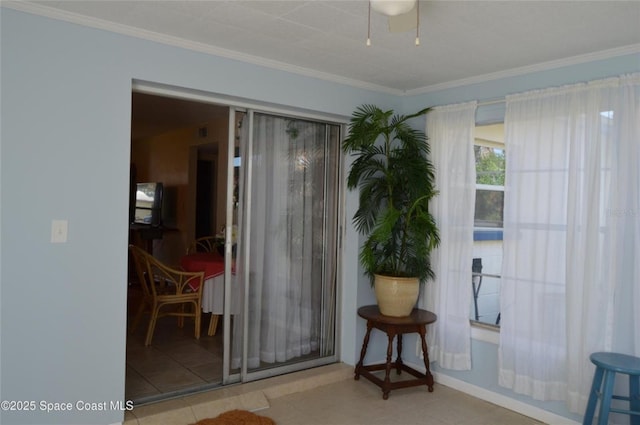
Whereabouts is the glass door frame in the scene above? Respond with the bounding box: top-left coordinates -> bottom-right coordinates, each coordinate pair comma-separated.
227,108 -> 344,384
222,107 -> 241,385
131,79 -> 347,394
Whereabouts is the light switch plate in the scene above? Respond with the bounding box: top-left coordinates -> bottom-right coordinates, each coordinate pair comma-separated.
51,219 -> 68,243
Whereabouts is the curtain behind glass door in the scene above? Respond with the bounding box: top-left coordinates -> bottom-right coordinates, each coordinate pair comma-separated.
231,112 -> 339,374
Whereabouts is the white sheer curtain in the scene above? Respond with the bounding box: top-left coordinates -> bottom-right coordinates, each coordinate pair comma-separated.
499,74 -> 640,413
232,113 -> 325,369
424,101 -> 477,370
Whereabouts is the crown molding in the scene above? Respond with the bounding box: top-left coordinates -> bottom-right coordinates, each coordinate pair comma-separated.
405,44 -> 640,96
2,1 -> 403,96
4,1 -> 638,97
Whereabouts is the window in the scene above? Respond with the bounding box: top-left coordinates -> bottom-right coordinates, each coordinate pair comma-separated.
471,123 -> 504,327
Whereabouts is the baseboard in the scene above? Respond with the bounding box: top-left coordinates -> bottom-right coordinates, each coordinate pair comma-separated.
405,361 -> 580,425
436,373 -> 581,424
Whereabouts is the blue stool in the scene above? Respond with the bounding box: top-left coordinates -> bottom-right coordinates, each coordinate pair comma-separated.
583,352 -> 640,425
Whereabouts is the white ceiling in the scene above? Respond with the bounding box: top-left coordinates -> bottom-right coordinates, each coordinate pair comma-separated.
9,0 -> 640,93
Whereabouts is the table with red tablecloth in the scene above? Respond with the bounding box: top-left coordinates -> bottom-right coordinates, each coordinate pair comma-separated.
180,252 -> 239,316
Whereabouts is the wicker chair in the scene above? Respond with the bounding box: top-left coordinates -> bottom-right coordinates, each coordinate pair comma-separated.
128,244 -> 205,346
187,236 -> 223,255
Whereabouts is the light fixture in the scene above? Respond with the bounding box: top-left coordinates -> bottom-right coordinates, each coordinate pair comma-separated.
366,0 -> 420,46
370,0 -> 416,16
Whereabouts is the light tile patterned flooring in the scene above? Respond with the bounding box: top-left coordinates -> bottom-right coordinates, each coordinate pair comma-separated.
126,287 -> 226,401
126,288 -> 543,424
124,363 -> 545,425
263,376 -> 543,425
126,286 -> 321,403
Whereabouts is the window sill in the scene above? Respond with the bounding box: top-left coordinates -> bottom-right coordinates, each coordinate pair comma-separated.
470,321 -> 499,345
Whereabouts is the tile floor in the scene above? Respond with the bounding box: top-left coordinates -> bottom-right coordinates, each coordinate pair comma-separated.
126,285 -> 227,402
125,286 -> 322,403
264,377 -> 543,425
124,363 -> 545,425
126,288 -> 543,425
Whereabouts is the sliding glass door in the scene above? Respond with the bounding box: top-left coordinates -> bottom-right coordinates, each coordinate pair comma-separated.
228,110 -> 341,381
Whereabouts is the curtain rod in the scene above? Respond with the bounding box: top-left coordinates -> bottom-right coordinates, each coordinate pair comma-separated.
477,98 -> 505,107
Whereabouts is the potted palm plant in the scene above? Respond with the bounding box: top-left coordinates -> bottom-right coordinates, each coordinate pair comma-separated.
343,105 -> 440,317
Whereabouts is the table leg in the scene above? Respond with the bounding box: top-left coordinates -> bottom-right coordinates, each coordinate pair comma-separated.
419,327 -> 434,392
208,314 -> 220,336
355,321 -> 373,381
396,333 -> 403,375
383,331 -> 395,400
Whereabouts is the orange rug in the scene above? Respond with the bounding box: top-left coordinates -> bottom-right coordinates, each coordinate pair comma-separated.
192,409 -> 275,425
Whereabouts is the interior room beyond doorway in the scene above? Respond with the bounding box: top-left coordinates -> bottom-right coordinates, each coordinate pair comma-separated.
127,92 -> 231,403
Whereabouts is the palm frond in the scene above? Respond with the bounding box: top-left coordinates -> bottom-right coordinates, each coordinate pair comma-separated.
343,104 -> 439,285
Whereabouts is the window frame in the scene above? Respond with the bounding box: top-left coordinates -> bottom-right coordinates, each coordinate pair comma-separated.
470,124 -> 505,329
473,142 -> 505,240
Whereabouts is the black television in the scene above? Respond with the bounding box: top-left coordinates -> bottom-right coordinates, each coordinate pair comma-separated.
133,182 -> 163,226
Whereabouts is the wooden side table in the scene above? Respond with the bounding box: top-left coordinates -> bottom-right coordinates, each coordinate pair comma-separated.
354,305 -> 437,399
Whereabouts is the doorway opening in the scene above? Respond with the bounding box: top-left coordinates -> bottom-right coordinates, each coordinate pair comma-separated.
126,92 -> 229,403
126,87 -> 342,405
196,158 -> 215,238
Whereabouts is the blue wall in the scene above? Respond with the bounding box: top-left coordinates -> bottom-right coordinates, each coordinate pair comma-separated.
1,5 -> 638,425
0,8 -> 390,424
403,52 -> 640,111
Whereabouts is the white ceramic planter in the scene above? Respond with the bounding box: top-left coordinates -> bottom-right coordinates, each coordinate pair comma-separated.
374,274 -> 419,317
